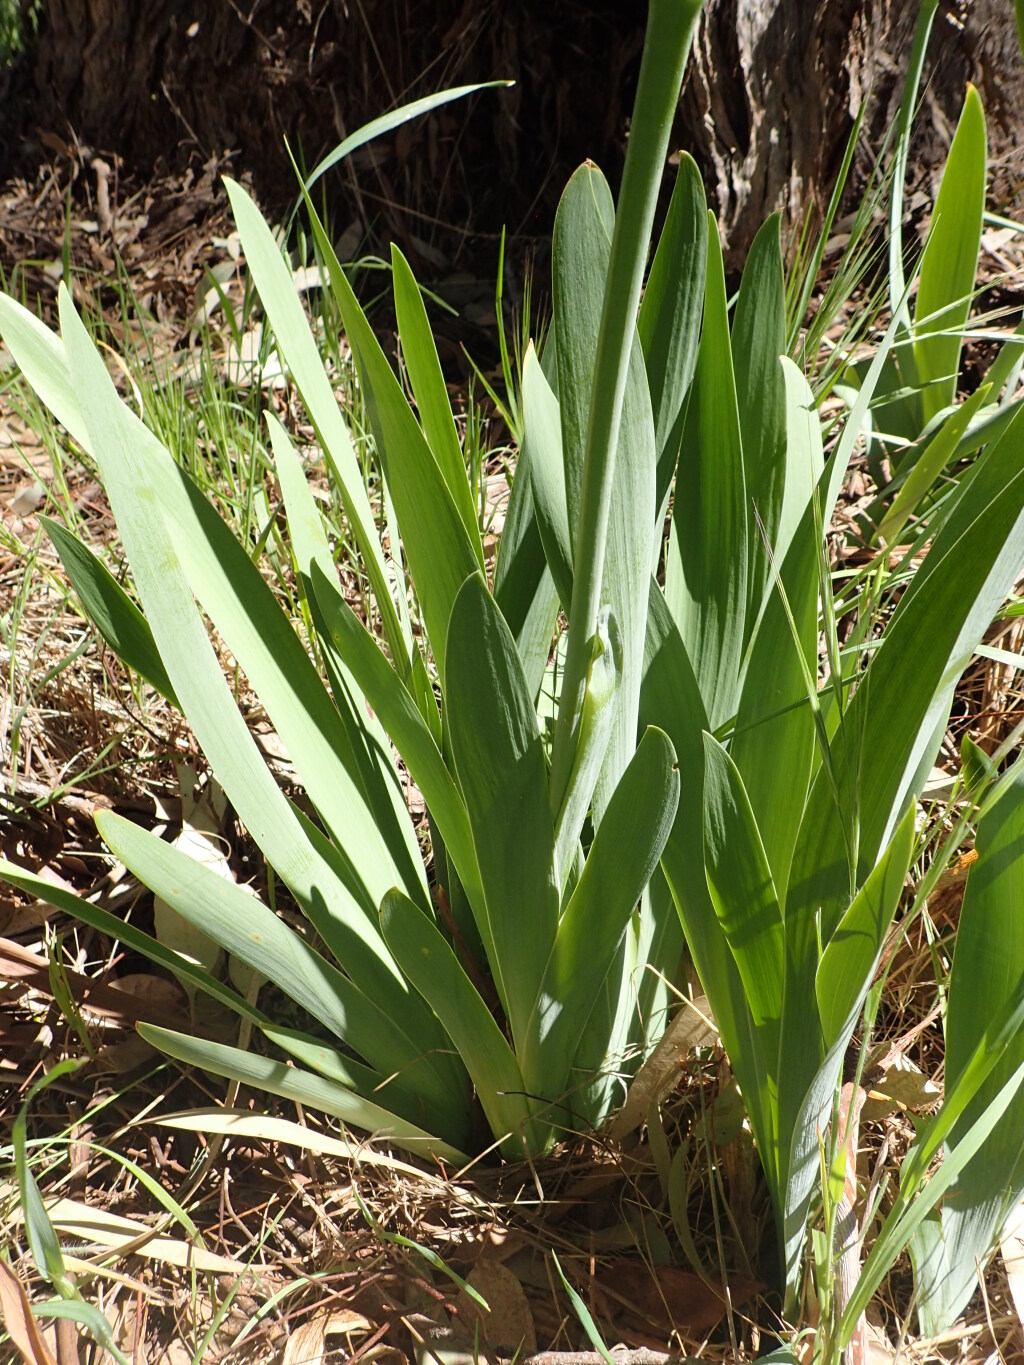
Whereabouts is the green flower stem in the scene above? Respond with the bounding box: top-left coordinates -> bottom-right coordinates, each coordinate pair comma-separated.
550,0 -> 705,807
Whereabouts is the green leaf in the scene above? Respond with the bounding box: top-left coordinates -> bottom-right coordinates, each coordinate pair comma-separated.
876,383 -> 991,546
702,733 -> 784,1191
95,809 -> 465,1135
223,178 -> 408,666
303,83 -> 513,193
0,857 -> 262,1022
297,190 -> 481,682
915,766 -> 1024,1331
492,434 -> 561,703
266,412 -> 422,886
815,803 -> 914,1047
551,607 -> 622,889
552,1252 -> 617,1365
523,341 -> 573,611
731,358 -> 823,902
380,889 -> 542,1158
788,401 -> 1024,946
51,287 -> 451,1085
550,162 -> 657,818
41,516 -> 179,705
137,1024 -> 466,1164
731,212 -> 787,627
845,977 -> 1024,1339
444,573 -> 559,1048
527,725 -> 679,1103
306,557 -> 487,941
638,152 -> 708,516
14,1060 -> 82,1297
913,86 -> 987,425
640,587 -> 765,1192
666,214 -> 748,729
391,244 -> 484,566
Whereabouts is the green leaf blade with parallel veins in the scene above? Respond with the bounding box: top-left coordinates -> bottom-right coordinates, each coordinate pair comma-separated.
912,85 -> 987,426
731,211 -> 787,630
444,573 -> 560,1049
666,214 -> 748,730
391,243 -> 484,567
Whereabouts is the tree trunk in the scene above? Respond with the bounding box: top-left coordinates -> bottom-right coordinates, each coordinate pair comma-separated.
6,0 -> 1023,265
682,0 -> 1024,265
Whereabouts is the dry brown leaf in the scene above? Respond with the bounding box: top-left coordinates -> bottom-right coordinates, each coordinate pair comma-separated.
862,1052 -> 940,1122
0,1257 -> 58,1365
595,1259 -> 760,1336
282,1307 -> 372,1364
610,994 -> 716,1142
455,1259 -> 536,1353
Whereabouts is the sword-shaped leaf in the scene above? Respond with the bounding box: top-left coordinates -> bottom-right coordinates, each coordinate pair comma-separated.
667,215 -> 747,729
444,573 -> 559,1049
380,889 -> 543,1159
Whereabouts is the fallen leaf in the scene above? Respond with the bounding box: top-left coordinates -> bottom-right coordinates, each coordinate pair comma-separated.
283,1308 -> 373,1365
0,1256 -> 57,1365
595,1260 -> 760,1336
455,1259 -> 536,1353
611,994 -> 716,1141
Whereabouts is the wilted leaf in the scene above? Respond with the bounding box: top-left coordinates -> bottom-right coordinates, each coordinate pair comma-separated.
0,1257 -> 57,1365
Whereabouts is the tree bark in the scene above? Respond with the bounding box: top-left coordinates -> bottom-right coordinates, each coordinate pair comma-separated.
681,0 -> 1024,264
6,0 -> 1023,263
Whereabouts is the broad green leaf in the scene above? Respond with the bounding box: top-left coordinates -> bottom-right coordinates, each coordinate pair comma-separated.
223,178 -> 408,666
391,244 -> 484,566
639,587 -> 765,1190
260,1026 -> 381,1096
913,86 -> 987,425
146,411 -> 426,918
267,413 -> 422,883
815,803 -> 914,1047
95,809 -> 465,1134
554,163 -> 616,547
731,212 -> 787,627
304,83 -> 512,192
523,341 -> 573,610
307,558 -> 486,933
731,358 -> 823,902
915,767 -> 1024,1332
876,383 -> 991,546
702,733 -> 784,1190
137,1024 -> 466,1164
638,153 -> 708,516
551,161 -> 657,820
380,889 -> 542,1158
298,190 -> 481,682
444,573 -> 559,1048
551,607 -> 621,889
667,214 -> 747,729
52,286 -> 448,1079
527,725 -> 680,1104
41,516 -> 178,706
493,434 -> 561,703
